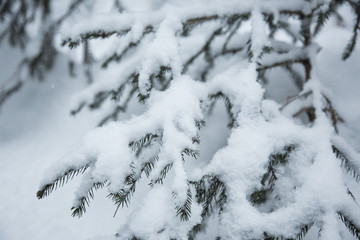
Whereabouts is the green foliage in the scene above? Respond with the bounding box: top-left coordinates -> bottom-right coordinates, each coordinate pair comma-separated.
182,148 -> 200,160
36,163 -> 90,199
101,26 -> 154,68
338,212 -> 360,240
149,163 -> 173,187
71,181 -> 107,218
188,175 -> 227,239
250,145 -> 295,206
108,172 -> 138,217
332,145 -> 360,182
174,187 -> 193,221
342,1 -> 360,60
314,0 -> 344,36
209,92 -> 236,128
263,223 -> 313,240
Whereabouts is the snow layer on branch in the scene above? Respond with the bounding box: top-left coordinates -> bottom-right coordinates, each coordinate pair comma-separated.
204,109 -> 350,238
60,0 -> 328,43
138,17 -> 182,95
35,1 -> 360,239
70,35 -> 152,109
251,8 -> 268,60
118,185 -> 202,240
41,74 -> 207,202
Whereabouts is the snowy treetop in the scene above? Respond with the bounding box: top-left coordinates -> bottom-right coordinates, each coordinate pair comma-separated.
30,0 -> 360,239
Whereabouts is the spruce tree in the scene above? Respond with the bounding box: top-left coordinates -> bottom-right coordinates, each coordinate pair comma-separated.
2,0 -> 360,239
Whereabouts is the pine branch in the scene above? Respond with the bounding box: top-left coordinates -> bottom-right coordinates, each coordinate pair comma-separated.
322,94 -> 344,133
149,163 -> 173,186
98,87 -> 137,126
195,119 -> 206,130
36,163 -> 90,199
282,65 -> 304,90
62,29 -> 131,49
188,175 -> 227,239
347,188 -> 358,204
71,181 -> 107,218
332,145 -> 360,182
0,80 -> 23,108
101,27 -> 153,68
141,155 -> 159,178
279,91 -> 312,111
250,145 -> 295,206
250,188 -> 268,206
109,132 -> 161,217
182,148 -> 200,160
174,187 -> 192,221
149,66 -> 173,91
314,0 -> 344,36
209,92 -> 236,128
188,223 -> 204,240
182,27 -> 223,74
263,223 -> 313,240
342,1 -> 360,60
129,133 -> 160,153
262,145 -> 295,187
338,212 -> 360,239
108,173 -> 137,217
182,15 -> 219,36
193,175 -> 227,218
72,73 -> 138,117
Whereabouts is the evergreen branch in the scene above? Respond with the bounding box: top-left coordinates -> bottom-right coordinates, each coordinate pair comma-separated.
251,145 -> 295,206
36,164 -> 90,199
129,133 -> 160,153
108,173 -> 137,217
195,119 -> 206,130
188,175 -> 227,239
342,2 -> 360,60
221,14 -> 250,53
257,58 -> 308,72
72,73 -> 138,117
347,188 -> 358,204
71,181 -> 107,218
314,0 -> 343,36
62,29 -> 131,49
174,187 -> 192,221
332,145 -> 360,182
282,65 -> 304,90
88,91 -> 112,110
136,66 -> 173,102
101,27 -> 153,68
149,66 -> 173,91
295,224 -> 312,240
98,87 -> 137,126
262,145 -> 295,187
188,223 -> 204,240
182,27 -> 223,74
196,175 -> 227,218
263,223 -> 313,240
209,92 -> 236,128
338,212 -> 360,239
142,155 -> 159,178
322,94 -> 344,133
149,163 -> 173,186
182,15 -> 219,36
109,140 -> 161,217
250,188 -> 268,206
0,80 -> 23,108
182,148 -> 200,160
279,91 -> 312,111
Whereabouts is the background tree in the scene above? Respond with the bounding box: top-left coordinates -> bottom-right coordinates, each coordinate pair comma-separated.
1,0 -> 360,239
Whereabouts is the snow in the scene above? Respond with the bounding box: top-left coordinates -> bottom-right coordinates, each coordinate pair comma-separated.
1,1 -> 360,240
